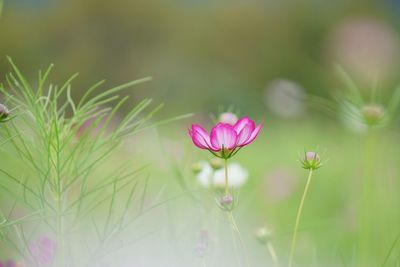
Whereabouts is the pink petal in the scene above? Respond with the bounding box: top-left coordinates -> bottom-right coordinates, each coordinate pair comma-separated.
210,123 -> 238,150
233,116 -> 255,134
241,124 -> 262,146
236,124 -> 253,146
189,125 -> 218,151
188,125 -> 209,149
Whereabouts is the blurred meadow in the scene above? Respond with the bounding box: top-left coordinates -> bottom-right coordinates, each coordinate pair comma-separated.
1,0 -> 400,266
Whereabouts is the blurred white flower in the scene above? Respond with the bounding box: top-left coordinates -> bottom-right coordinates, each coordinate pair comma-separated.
195,162 -> 248,189
219,112 -> 238,125
264,79 -> 306,118
196,161 -> 214,187
213,163 -> 248,188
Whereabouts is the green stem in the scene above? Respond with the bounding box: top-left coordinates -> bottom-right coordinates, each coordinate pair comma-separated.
267,241 -> 279,267
358,131 -> 377,266
56,173 -> 65,267
224,158 -> 229,196
57,195 -> 65,267
228,211 -> 251,267
289,169 -> 314,267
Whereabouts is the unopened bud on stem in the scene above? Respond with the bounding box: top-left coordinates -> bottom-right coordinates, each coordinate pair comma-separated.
255,226 -> 273,245
0,104 -> 10,121
362,104 -> 385,126
301,151 -> 322,170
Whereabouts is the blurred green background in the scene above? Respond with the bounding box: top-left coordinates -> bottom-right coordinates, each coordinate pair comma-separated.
2,0 -> 400,266
2,0 -> 400,116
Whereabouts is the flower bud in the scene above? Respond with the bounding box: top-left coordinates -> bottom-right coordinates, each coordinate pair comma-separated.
221,195 -> 233,205
255,226 -> 272,245
191,162 -> 203,174
362,104 -> 385,125
301,151 -> 322,170
217,194 -> 236,211
209,158 -> 223,170
0,104 -> 10,121
219,112 -> 238,125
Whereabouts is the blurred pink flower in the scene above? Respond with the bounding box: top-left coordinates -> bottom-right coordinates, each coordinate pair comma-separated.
219,112 -> 238,125
28,236 -> 56,266
0,260 -> 17,267
328,17 -> 400,83
188,116 -> 262,159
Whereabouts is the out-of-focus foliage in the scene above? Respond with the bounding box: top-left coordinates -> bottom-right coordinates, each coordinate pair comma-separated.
1,0 -> 400,266
2,0 -> 400,115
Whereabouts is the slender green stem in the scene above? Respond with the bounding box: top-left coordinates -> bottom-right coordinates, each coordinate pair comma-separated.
56,163 -> 65,267
224,158 -> 229,196
267,241 -> 279,267
56,193 -> 65,267
289,169 -> 314,267
358,131 -> 377,266
0,0 -> 3,17
227,212 -> 242,266
228,212 -> 251,267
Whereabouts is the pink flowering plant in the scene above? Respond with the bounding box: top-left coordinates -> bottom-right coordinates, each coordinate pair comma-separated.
189,115 -> 262,200
189,116 -> 262,159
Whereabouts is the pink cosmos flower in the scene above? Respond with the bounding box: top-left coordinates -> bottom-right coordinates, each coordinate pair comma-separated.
188,116 -> 262,158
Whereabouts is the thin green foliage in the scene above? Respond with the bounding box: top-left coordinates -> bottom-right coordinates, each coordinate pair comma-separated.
382,232 -> 400,267
310,66 -> 400,130
0,58 -> 189,265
